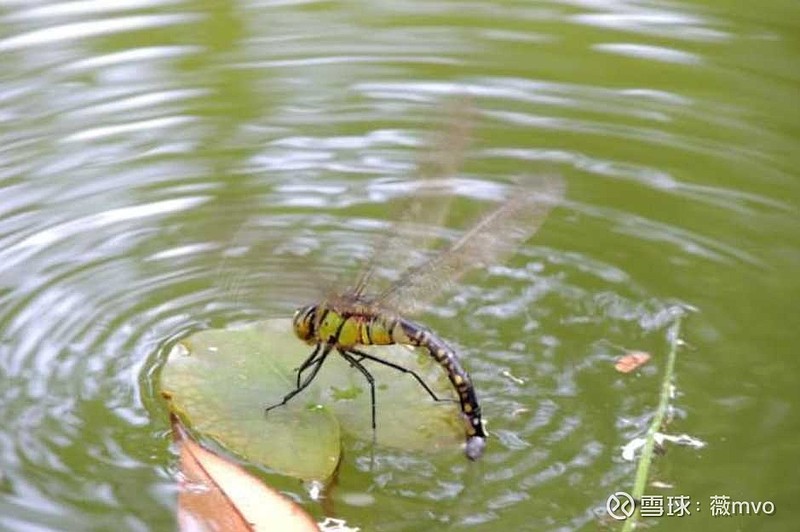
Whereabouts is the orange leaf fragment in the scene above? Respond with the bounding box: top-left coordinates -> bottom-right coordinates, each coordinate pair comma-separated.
171,414 -> 318,532
614,351 -> 651,373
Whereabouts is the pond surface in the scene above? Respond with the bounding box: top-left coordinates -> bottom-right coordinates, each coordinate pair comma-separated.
0,1 -> 797,530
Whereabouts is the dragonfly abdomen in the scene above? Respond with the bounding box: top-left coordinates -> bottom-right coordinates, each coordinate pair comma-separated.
395,317 -> 488,460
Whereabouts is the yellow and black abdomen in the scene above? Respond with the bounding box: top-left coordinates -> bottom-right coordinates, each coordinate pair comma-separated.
393,316 -> 487,460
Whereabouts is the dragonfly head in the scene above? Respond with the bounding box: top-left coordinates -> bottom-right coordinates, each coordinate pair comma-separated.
292,304 -> 318,343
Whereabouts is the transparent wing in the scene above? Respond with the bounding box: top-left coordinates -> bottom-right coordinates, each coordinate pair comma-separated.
348,99 -> 475,299
215,216 -> 341,317
373,175 -> 566,315
219,100 -> 475,317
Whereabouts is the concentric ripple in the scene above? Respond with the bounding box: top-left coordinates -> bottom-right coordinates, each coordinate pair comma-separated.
1,1 -> 797,530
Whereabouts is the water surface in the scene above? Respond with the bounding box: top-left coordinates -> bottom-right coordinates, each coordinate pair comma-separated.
0,1 -> 797,530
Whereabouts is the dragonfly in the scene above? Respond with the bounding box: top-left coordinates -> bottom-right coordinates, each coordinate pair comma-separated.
250,103 -> 563,460
264,174 -> 565,461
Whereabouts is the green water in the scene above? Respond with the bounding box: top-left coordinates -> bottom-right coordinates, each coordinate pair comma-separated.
0,1 -> 797,530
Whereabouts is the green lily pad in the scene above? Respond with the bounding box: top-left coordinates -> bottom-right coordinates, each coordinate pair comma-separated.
161,319 -> 463,481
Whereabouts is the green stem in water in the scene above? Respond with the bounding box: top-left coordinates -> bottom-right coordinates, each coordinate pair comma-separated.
621,317 -> 683,532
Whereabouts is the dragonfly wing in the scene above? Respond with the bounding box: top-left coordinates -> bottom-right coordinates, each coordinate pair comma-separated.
349,99 -> 475,299
374,175 -> 566,315
215,217 -> 341,316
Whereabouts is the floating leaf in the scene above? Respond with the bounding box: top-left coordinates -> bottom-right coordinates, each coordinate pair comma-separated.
161,319 -> 463,481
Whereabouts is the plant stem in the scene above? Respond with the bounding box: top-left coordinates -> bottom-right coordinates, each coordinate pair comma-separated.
621,317 -> 683,531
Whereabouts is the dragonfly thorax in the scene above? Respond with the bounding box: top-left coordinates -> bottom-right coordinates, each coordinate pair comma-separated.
292,301 -> 391,347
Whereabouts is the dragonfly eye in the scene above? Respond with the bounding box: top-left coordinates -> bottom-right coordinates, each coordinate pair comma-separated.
292,304 -> 317,342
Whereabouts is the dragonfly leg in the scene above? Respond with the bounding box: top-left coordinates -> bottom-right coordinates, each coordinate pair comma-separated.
295,343 -> 322,388
337,349 -> 377,431
265,343 -> 333,415
346,347 -> 455,404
